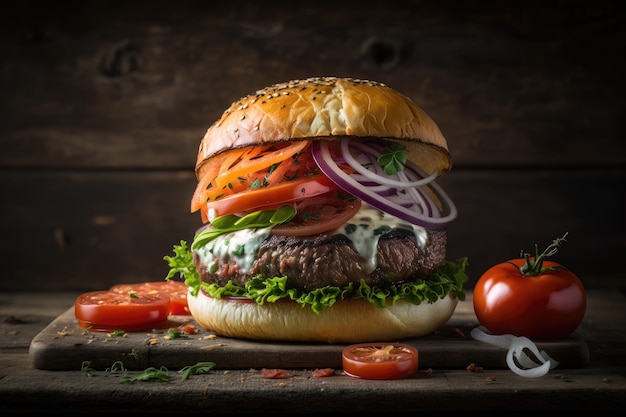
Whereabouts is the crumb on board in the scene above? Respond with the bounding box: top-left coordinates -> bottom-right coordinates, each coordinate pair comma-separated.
466,363 -> 483,373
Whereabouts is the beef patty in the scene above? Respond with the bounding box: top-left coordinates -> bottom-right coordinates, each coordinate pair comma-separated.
193,228 -> 447,291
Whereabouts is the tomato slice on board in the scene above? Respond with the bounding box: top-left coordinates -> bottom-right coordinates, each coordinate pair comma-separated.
342,343 -> 419,380
110,280 -> 190,315
74,291 -> 171,332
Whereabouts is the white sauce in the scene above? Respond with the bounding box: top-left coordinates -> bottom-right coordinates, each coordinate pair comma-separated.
195,203 -> 428,274
334,203 -> 428,273
195,226 -> 273,274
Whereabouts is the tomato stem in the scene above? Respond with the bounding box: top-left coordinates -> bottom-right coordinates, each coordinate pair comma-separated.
518,233 -> 568,276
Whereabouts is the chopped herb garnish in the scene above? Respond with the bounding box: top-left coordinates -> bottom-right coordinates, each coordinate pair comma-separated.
233,245 -> 245,256
126,349 -> 141,360
302,212 -> 319,221
344,224 -> 357,234
108,361 -> 126,372
374,225 -> 392,236
165,329 -> 189,340
337,192 -> 356,202
81,361 -> 94,374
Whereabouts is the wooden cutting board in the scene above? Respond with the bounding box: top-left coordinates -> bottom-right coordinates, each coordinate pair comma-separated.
29,302 -> 590,371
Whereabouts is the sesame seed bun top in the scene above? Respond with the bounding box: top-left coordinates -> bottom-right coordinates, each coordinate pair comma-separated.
196,77 -> 451,180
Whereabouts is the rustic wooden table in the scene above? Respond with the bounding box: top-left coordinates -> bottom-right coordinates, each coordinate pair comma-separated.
1,289 -> 625,414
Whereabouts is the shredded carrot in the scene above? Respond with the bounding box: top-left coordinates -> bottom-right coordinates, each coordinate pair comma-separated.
191,151 -> 235,213
214,141 -> 309,188
241,144 -> 264,160
191,141 -> 312,217
264,156 -> 295,185
217,148 -> 247,178
190,174 -> 212,213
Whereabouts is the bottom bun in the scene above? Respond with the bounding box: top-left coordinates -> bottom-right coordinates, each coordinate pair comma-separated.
187,289 -> 459,343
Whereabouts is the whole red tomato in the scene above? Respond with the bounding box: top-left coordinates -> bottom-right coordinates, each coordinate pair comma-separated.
473,233 -> 586,339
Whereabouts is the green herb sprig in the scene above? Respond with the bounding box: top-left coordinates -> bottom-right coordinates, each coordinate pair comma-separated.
120,366 -> 170,383
378,144 -> 407,175
108,361 -> 127,372
81,360 -> 94,375
179,361 -> 216,381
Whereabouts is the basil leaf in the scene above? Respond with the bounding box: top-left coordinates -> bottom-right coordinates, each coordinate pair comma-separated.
191,206 -> 297,251
270,205 -> 297,224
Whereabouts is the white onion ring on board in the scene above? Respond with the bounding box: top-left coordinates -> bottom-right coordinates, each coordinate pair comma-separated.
311,138 -> 457,229
470,326 -> 560,378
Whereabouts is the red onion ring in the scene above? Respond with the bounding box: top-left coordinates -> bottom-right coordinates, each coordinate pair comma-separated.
311,138 -> 457,229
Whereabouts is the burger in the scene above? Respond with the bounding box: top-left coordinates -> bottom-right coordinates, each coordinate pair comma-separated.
165,76 -> 468,343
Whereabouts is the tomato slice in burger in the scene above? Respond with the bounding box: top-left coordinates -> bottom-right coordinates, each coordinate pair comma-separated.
342,343 -> 419,380
74,291 -> 171,332
203,174 -> 338,221
110,280 -> 190,315
271,191 -> 362,236
193,141 -> 324,221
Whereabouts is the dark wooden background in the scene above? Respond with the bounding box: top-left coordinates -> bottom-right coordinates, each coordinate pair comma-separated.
1,0 -> 624,293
